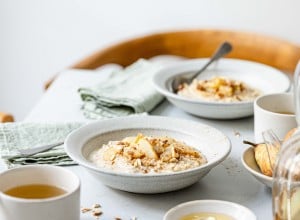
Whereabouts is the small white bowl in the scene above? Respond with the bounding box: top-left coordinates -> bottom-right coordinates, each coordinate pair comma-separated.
153,58 -> 290,119
163,200 -> 257,220
241,147 -> 272,188
65,115 -> 231,193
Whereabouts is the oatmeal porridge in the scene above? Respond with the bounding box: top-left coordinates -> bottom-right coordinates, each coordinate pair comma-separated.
177,76 -> 261,102
89,133 -> 207,174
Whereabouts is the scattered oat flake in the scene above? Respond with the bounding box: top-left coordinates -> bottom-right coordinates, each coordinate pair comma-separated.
82,203 -> 136,220
92,208 -> 102,216
234,130 -> 241,137
81,207 -> 92,213
93,203 -> 101,208
81,204 -> 104,219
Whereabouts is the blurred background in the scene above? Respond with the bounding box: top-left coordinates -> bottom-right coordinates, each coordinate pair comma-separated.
1,0 -> 299,121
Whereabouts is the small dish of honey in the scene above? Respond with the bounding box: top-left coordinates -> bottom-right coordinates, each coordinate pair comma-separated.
163,200 -> 256,220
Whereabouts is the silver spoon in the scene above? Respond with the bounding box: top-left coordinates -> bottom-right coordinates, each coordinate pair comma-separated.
171,41 -> 233,92
3,141 -> 64,160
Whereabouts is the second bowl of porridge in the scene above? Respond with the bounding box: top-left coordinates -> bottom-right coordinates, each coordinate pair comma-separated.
153,58 -> 290,119
65,116 -> 231,193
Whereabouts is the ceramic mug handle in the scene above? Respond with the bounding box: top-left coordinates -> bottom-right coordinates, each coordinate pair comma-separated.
294,61 -> 300,126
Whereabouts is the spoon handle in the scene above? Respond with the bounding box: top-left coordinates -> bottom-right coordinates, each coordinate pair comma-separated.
189,42 -> 232,82
18,141 -> 64,156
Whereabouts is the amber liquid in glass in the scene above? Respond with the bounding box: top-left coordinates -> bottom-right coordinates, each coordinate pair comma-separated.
4,184 -> 66,199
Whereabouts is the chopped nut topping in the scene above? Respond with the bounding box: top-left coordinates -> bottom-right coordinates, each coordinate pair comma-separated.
89,133 -> 207,174
177,76 -> 260,102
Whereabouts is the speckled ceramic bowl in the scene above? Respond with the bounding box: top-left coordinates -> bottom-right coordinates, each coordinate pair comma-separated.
65,115 -> 231,193
153,58 -> 290,119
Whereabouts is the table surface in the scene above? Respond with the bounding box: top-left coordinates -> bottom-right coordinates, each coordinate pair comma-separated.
1,63 -> 272,220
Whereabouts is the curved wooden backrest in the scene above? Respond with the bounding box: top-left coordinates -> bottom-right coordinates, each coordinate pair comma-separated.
72,29 -> 300,73
0,112 -> 14,123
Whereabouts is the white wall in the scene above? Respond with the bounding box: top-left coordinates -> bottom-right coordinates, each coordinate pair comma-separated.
1,0 -> 299,121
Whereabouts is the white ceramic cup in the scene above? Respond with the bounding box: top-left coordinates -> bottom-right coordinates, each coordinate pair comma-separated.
254,92 -> 297,142
0,165 -> 80,220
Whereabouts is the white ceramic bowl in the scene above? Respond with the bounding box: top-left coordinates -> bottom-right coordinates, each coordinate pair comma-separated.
241,147 -> 272,188
65,115 -> 231,193
153,58 -> 290,119
163,200 -> 257,220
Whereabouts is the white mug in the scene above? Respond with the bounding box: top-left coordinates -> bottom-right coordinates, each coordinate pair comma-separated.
254,92 -> 297,142
0,165 -> 80,220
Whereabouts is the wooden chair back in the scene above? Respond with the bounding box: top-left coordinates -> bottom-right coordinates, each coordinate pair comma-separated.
72,29 -> 300,73
0,112 -> 14,123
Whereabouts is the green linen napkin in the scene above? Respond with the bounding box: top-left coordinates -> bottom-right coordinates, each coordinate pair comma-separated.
0,122 -> 82,168
78,59 -> 164,119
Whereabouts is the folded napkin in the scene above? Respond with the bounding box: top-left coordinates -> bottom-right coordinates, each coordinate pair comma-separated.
0,122 -> 82,168
78,59 -> 164,119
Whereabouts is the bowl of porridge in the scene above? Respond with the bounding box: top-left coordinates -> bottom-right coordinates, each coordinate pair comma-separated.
65,116 -> 231,193
153,58 -> 290,119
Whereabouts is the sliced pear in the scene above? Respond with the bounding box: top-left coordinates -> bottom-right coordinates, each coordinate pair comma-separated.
136,138 -> 158,159
122,133 -> 144,144
243,140 -> 279,177
160,146 -> 174,162
103,147 -> 119,161
254,143 -> 279,177
122,136 -> 137,144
